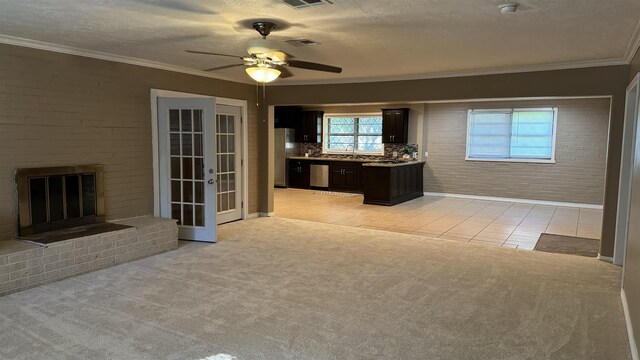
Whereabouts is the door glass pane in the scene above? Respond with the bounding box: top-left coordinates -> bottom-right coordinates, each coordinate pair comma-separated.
219,115 -> 227,133
195,182 -> 204,203
228,192 -> 235,210
227,135 -> 234,153
181,110 -> 192,131
194,134 -> 202,156
170,134 -> 180,156
219,135 -> 227,154
193,110 -> 202,132
171,157 -> 180,178
183,181 -> 193,202
183,204 -> 193,226
182,134 -> 192,156
171,204 -> 181,225
228,174 -> 235,191
220,154 -> 228,172
227,115 -> 234,133
170,110 -> 180,131
182,158 -> 193,179
195,205 -> 204,226
171,181 -> 181,202
220,173 -> 228,192
221,193 -> 229,212
229,155 -> 235,172
194,158 -> 203,180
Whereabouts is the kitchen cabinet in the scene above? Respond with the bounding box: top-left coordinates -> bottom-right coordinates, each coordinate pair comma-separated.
362,162 -> 424,205
329,162 -> 359,192
382,108 -> 409,144
274,106 -> 301,129
295,111 -> 323,143
288,159 -> 310,189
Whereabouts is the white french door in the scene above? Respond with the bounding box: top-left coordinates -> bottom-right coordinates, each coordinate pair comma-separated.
158,97 -> 217,242
216,104 -> 243,224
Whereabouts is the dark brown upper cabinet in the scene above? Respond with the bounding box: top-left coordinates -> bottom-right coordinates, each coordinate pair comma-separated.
274,106 -> 302,129
295,111 -> 323,143
382,108 -> 409,144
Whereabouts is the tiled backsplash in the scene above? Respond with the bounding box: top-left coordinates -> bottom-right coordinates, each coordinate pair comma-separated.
298,143 -> 417,160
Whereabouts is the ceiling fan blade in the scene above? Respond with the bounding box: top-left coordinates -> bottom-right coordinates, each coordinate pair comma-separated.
186,50 -> 243,59
286,60 -> 342,74
275,66 -> 294,78
203,64 -> 245,71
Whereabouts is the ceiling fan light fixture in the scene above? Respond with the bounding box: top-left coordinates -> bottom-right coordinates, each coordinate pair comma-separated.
499,3 -> 518,13
246,66 -> 281,83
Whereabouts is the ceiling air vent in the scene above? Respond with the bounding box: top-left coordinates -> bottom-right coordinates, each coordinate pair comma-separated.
286,39 -> 320,47
282,0 -> 333,9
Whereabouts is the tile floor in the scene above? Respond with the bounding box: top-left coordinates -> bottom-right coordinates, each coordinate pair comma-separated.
273,189 -> 603,250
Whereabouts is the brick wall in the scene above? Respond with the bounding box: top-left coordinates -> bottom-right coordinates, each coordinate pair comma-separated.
423,98 -> 610,204
0,44 -> 259,240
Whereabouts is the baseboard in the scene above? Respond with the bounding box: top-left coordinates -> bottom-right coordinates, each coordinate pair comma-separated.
597,254 -> 614,263
260,212 -> 275,217
622,289 -> 640,360
423,192 -> 603,209
246,213 -> 260,219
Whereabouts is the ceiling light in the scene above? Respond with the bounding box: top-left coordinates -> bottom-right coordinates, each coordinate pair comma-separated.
245,66 -> 281,83
499,3 -> 518,13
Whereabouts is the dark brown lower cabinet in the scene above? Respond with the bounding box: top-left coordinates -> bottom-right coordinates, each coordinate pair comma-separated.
288,160 -> 310,189
329,162 -> 360,192
362,162 -> 424,206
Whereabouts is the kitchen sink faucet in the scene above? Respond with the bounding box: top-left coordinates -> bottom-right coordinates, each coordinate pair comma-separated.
345,144 -> 356,159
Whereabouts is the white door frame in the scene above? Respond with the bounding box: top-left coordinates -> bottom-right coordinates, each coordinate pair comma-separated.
150,89 -> 249,221
615,73 -> 640,267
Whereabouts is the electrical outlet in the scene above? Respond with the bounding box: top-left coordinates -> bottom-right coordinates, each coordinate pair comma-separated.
392,151 -> 398,157
425,152 -> 428,157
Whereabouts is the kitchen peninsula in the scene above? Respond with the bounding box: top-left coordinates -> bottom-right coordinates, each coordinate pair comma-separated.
287,156 -> 425,206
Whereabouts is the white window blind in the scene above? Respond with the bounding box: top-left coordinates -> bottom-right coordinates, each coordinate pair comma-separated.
466,108 -> 556,162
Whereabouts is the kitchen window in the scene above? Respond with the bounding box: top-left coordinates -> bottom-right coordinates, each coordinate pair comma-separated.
466,108 -> 557,163
323,114 -> 383,154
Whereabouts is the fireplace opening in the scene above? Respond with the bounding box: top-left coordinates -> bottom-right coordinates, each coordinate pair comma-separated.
16,165 -> 105,236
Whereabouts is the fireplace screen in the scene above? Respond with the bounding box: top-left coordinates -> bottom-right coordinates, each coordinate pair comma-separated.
15,165 -> 105,236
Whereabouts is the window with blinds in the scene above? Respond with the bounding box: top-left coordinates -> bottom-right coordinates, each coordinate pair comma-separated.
466,108 -> 557,162
323,115 -> 383,154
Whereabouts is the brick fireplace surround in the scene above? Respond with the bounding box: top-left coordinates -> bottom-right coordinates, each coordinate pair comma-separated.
0,216 -> 178,296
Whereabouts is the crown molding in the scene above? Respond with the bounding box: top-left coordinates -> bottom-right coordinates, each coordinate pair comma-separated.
0,34 -> 254,85
0,33 -> 636,87
272,57 -> 629,86
625,18 -> 640,63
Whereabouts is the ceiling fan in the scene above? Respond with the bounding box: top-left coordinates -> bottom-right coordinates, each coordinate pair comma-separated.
186,21 -> 342,83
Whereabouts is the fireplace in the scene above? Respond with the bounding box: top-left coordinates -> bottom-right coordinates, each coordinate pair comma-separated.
15,165 -> 105,236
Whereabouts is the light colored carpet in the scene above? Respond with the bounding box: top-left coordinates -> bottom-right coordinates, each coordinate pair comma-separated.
0,217 -> 630,360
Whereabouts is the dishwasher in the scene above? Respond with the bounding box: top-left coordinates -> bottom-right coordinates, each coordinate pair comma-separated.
310,164 -> 329,189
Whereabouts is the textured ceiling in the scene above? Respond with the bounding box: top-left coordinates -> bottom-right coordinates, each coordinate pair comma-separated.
0,0 -> 639,84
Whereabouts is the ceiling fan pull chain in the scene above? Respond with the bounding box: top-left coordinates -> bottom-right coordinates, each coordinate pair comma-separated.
256,81 -> 259,108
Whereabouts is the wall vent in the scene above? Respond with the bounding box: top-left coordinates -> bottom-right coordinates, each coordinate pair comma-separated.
282,0 -> 333,9
286,39 -> 321,47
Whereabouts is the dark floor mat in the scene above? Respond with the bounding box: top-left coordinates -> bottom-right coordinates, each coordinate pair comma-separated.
19,223 -> 133,245
534,233 -> 600,257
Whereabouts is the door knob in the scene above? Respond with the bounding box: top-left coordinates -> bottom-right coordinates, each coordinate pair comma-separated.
208,179 -> 215,184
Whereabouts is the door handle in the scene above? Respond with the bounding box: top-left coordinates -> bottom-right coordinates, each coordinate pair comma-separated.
207,179 -> 215,184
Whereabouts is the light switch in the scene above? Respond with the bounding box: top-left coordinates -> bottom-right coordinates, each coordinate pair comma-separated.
425,152 -> 429,157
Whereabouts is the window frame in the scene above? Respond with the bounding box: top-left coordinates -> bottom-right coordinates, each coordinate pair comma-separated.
465,107 -> 558,164
322,113 -> 385,155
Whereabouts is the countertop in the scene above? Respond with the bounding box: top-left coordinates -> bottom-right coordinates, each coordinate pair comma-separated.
361,160 -> 426,167
288,156 -> 425,167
